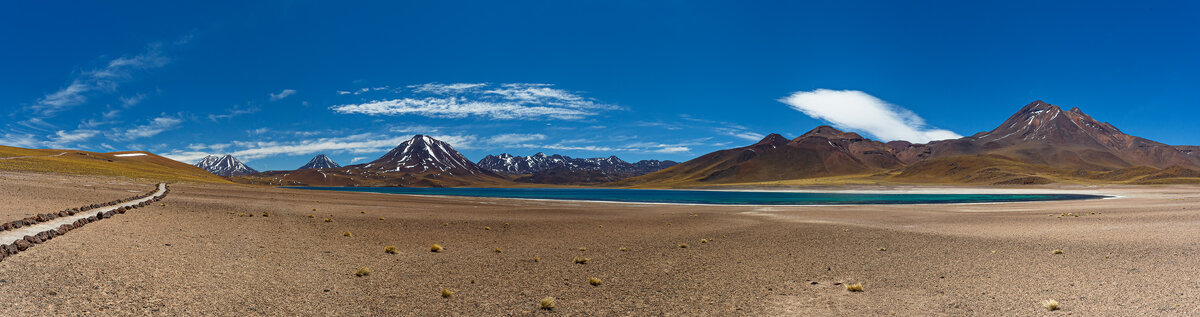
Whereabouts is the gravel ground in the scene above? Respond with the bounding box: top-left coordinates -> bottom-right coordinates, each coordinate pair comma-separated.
0,172 -> 1197,315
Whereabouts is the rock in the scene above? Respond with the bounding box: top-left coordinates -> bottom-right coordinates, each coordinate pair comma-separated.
4,244 -> 17,254
24,235 -> 39,244
14,240 -> 30,251
87,215 -> 98,222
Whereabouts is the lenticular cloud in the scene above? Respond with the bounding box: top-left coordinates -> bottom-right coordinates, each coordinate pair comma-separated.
778,89 -> 961,143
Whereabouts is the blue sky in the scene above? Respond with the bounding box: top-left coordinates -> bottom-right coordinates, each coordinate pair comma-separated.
3,1 -> 1197,171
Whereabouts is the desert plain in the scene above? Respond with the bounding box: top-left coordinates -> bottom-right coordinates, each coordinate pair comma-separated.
0,171 -> 1197,316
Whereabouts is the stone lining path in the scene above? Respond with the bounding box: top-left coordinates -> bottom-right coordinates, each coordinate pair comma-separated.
0,183 -> 168,260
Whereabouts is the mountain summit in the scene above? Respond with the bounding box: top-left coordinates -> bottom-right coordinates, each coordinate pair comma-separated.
195,155 -> 258,176
298,154 -> 341,170
365,135 -> 489,175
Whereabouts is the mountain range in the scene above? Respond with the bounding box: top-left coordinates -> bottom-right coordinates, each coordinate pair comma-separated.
623,101 -> 1200,186
232,135 -> 508,186
477,153 -> 677,184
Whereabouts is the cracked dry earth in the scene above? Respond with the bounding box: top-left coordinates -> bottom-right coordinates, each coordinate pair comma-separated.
0,171 -> 1198,315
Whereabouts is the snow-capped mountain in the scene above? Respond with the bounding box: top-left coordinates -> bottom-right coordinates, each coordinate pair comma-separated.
298,154 -> 341,170
362,134 -> 490,175
477,152 -> 677,176
195,155 -> 258,176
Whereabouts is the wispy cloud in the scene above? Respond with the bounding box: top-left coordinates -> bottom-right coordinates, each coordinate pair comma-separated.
114,114 -> 183,141
208,105 -> 260,122
779,89 -> 962,143
336,86 -> 391,95
488,133 -> 546,144
269,89 -> 297,101
45,129 -> 100,148
331,83 -> 619,120
30,43 -> 170,117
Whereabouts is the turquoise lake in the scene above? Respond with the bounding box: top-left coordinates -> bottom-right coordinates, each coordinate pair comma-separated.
286,187 -> 1106,205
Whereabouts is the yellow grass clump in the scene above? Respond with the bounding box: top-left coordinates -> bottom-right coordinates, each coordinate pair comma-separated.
678,243 -> 688,249
343,231 -> 353,237
379,217 -> 385,220
261,212 -> 270,217
484,226 -> 491,230
539,297 -> 556,310
431,244 -> 444,252
1042,299 -> 1059,311
494,247 -> 503,253
588,277 -> 602,286
1052,249 -> 1064,254
578,247 -> 587,251
845,283 -> 863,292
534,257 -> 541,262
441,288 -> 455,298
619,247 -> 628,252
354,267 -> 371,277
323,218 -> 333,222
307,214 -> 315,218
573,257 -> 589,264
879,247 -> 887,251
384,246 -> 398,254
700,239 -> 708,244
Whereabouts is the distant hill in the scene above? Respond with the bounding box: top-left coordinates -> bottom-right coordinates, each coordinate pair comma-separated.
0,145 -> 230,183
478,152 -> 677,184
195,155 -> 258,176
625,101 -> 1200,187
234,135 -> 510,187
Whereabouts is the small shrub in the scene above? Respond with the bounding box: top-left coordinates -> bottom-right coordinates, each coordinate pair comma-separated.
307,214 -> 315,218
1042,299 -> 1059,311
441,288 -> 454,298
573,257 -> 589,264
700,239 -> 708,244
845,283 -> 863,292
879,247 -> 887,251
354,267 -> 371,277
312,208 -> 317,211
379,217 -> 385,220
384,246 -> 398,254
323,218 -> 333,222
484,226 -> 491,230
360,211 -> 366,214
619,247 -> 628,252
678,243 -> 688,249
539,297 -> 556,310
494,247 -> 503,253
442,222 -> 449,226
261,212 -> 270,217
578,247 -> 587,251
534,257 -> 541,262
1052,249 -> 1064,254
431,244 -> 444,252
343,231 -> 353,237
588,277 -> 602,286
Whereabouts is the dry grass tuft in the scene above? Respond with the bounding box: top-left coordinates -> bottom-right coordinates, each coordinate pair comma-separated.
619,247 -> 628,252
431,244 -> 444,252
845,283 -> 863,292
573,257 -> 589,264
442,222 -> 449,226
261,212 -> 270,217
307,214 -> 315,218
441,288 -> 455,298
1042,299 -> 1059,311
578,247 -> 587,251
343,231 -> 354,237
539,297 -> 556,310
484,226 -> 491,230
379,217 -> 385,220
360,211 -> 365,214
879,247 -> 887,251
354,267 -> 371,277
494,247 -> 503,253
700,239 -> 708,244
534,257 -> 541,262
588,277 -> 602,286
1052,249 -> 1064,254
384,246 -> 398,254
678,243 -> 688,249
312,208 -> 317,211
323,218 -> 333,222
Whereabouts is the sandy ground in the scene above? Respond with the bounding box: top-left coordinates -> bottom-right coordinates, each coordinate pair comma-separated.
0,171 -> 1197,316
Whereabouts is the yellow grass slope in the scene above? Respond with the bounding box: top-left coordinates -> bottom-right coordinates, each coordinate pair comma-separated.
0,145 -> 229,183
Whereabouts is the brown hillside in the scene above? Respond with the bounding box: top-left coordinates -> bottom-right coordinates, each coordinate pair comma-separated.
0,146 -> 230,183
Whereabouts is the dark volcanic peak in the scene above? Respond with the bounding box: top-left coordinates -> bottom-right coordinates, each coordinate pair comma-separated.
364,134 -> 486,175
299,154 -> 341,170
799,125 -> 865,140
195,154 -> 258,176
477,152 -> 676,176
754,133 -> 790,146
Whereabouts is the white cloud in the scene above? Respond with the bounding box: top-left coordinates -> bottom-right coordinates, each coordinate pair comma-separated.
779,89 -> 962,143
269,89 -> 297,101
120,94 -> 146,107
208,105 -> 260,121
331,83 -> 618,121
45,129 -> 100,148
30,43 -> 169,117
115,114 -> 182,141
408,83 -> 485,94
